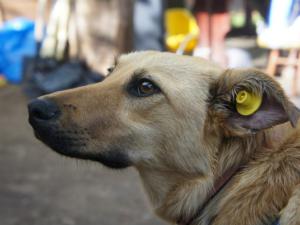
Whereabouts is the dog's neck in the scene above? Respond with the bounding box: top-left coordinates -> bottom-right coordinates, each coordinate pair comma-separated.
136,123 -> 293,224
136,129 -> 271,224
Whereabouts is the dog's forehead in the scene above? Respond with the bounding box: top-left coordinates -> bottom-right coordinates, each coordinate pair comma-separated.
119,51 -> 218,69
116,51 -> 222,83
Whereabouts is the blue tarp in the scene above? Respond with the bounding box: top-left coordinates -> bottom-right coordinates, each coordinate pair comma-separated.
0,18 -> 36,83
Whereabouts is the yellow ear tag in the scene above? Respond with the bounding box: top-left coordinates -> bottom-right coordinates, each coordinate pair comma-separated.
236,90 -> 262,116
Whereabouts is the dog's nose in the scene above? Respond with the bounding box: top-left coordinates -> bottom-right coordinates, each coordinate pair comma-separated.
28,99 -> 60,121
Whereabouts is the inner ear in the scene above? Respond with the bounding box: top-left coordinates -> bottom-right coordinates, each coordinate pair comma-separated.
209,69 -> 300,136
228,93 -> 291,132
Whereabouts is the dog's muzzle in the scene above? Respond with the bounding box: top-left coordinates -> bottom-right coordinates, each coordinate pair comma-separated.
27,99 -> 132,169
27,98 -> 86,154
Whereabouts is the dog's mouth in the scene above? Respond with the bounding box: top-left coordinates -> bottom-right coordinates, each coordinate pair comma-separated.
30,117 -> 89,155
27,98 -> 92,156
28,98 -> 133,169
29,114 -> 132,169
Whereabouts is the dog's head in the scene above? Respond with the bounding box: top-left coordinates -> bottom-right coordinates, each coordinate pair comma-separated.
28,51 -> 300,173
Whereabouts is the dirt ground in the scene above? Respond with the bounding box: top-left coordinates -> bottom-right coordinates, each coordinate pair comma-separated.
0,86 -> 165,225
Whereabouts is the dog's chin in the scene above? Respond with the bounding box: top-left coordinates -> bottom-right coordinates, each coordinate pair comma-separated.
91,149 -> 133,169
33,129 -> 132,169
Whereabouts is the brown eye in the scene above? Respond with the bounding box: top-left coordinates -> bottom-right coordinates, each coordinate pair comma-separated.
139,80 -> 156,95
128,78 -> 160,97
107,67 -> 114,73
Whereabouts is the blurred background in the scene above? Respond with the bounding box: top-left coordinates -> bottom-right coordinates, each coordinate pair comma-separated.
1,0 -> 300,224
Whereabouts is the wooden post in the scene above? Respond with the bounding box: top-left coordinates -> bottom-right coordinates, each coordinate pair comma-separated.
75,0 -> 134,74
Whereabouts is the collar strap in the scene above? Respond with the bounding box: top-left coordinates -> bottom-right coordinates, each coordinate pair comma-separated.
182,166 -> 241,225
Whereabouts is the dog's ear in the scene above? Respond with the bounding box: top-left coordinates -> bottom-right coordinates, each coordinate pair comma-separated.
208,69 -> 300,136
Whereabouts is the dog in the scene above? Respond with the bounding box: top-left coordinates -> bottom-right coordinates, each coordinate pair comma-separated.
28,51 -> 300,225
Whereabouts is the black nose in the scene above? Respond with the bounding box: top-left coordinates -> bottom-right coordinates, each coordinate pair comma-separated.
28,99 -> 60,121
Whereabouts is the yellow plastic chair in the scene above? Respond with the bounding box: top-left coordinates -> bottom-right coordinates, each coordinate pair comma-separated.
165,8 -> 199,54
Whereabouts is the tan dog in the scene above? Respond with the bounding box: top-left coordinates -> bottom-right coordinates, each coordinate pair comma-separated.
28,51 -> 300,225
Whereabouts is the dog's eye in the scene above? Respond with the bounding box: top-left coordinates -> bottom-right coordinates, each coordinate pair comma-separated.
107,67 -> 114,73
129,78 -> 160,97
